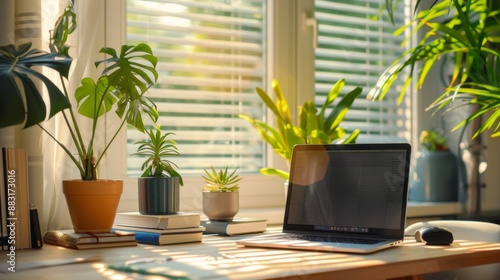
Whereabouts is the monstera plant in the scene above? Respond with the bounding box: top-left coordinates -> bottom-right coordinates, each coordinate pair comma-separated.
239,78 -> 362,180
0,3 -> 158,180
0,2 -> 159,233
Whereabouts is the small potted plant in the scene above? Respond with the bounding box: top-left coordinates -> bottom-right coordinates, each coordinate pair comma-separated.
410,129 -> 459,202
202,166 -> 242,221
133,125 -> 183,215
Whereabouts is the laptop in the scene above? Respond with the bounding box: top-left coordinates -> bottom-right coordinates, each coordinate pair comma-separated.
237,143 -> 412,254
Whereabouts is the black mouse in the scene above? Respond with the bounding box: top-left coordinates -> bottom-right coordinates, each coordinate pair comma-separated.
414,226 -> 454,245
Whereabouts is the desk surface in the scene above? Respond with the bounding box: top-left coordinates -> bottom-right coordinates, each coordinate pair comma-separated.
2,229 -> 500,280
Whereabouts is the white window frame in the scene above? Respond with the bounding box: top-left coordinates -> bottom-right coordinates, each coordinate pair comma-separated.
103,0 -> 414,220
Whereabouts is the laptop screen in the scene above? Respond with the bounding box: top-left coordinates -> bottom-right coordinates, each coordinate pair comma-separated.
283,143 -> 411,238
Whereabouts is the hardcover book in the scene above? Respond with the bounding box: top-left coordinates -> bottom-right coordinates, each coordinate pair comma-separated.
113,225 -> 205,245
114,212 -> 201,230
133,230 -> 203,245
1,148 -> 31,250
201,217 -> 267,236
43,230 -> 137,249
0,147 -> 5,250
29,203 -> 43,248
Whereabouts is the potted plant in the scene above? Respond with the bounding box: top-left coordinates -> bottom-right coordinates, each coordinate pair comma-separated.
239,78 -> 362,180
132,125 -> 183,215
371,0 -> 500,137
0,3 -> 159,232
202,166 -> 242,221
371,0 -> 500,211
410,129 -> 460,201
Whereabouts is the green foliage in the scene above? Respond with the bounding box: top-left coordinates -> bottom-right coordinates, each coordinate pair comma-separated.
202,166 -> 242,192
239,78 -> 362,179
0,43 -> 72,128
132,126 -> 183,186
0,2 -> 159,180
50,1 -> 76,56
419,129 -> 449,151
371,0 -> 500,138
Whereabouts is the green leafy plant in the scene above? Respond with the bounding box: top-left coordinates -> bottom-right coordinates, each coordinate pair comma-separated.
132,125 -> 183,185
0,2 -> 159,180
202,166 -> 242,192
419,129 -> 449,151
239,78 -> 362,180
371,0 -> 500,138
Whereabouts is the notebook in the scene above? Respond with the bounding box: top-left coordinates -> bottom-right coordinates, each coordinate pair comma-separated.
237,143 -> 412,254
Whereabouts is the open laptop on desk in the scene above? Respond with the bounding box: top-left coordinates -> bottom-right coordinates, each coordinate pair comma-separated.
237,143 -> 412,254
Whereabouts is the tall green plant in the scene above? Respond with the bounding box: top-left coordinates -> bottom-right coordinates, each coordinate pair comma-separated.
239,78 -> 362,180
371,0 -> 500,138
0,2 -> 159,180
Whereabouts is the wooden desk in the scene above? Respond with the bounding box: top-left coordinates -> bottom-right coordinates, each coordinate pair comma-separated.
1,230 -> 499,280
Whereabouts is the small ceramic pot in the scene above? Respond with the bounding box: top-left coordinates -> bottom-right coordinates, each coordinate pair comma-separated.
202,191 -> 239,221
138,177 -> 180,215
410,149 -> 459,202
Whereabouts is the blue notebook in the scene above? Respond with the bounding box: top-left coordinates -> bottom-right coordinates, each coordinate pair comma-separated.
113,226 -> 204,245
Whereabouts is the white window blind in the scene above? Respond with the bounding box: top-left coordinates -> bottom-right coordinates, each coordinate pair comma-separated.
125,0 -> 266,176
314,0 -> 410,142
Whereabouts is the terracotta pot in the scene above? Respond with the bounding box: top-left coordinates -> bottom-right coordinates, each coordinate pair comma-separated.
202,191 -> 239,221
63,179 -> 123,233
138,177 -> 179,215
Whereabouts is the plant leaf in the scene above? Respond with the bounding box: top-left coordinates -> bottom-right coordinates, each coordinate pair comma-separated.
259,168 -> 289,180
95,43 -> 159,131
0,43 -> 72,128
75,77 -> 117,119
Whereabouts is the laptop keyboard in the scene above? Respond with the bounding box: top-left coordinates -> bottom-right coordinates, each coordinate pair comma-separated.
282,234 -> 382,245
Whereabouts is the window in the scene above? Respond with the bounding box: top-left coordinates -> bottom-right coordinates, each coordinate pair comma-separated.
125,0 -> 267,177
314,0 -> 410,143
107,0 -> 412,213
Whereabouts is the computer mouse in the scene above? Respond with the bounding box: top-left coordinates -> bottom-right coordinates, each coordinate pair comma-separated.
414,226 -> 454,245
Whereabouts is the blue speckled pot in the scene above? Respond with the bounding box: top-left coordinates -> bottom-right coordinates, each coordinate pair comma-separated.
410,149 -> 459,202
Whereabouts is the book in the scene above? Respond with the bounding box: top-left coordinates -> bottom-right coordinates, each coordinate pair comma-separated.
113,225 -> 205,245
0,147 -> 5,250
1,148 -> 31,250
113,225 -> 205,234
114,212 -> 201,230
43,229 -> 137,249
134,231 -> 203,245
29,203 -> 43,248
201,217 -> 267,236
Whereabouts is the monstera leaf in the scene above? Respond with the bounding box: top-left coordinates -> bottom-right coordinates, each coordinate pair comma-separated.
95,43 -> 159,131
0,43 -> 72,128
75,76 -> 117,119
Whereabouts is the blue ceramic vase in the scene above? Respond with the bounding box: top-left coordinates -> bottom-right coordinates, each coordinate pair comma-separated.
410,149 -> 459,202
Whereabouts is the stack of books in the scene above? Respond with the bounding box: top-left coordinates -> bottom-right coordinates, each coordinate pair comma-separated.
1,147 -> 43,250
200,217 -> 267,236
43,230 -> 137,249
113,212 -> 204,245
